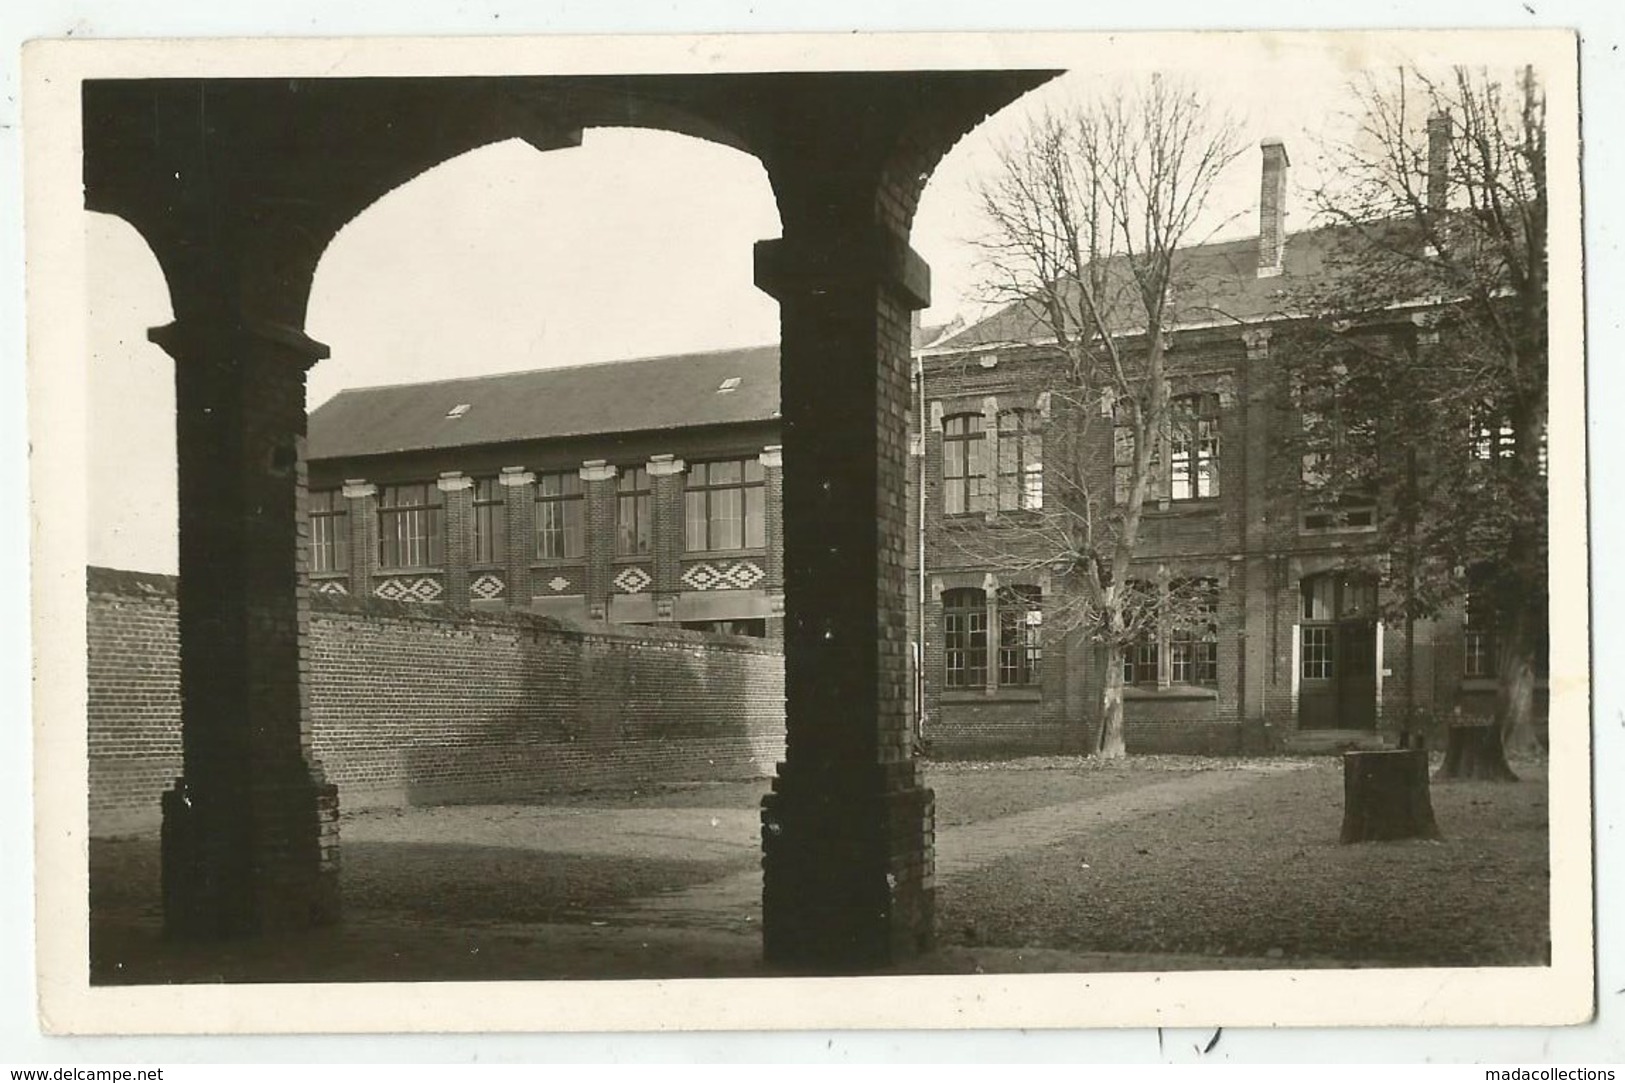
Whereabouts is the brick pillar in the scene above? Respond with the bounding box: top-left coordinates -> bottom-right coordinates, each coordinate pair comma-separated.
148,316 -> 339,938
760,444 -> 785,640
500,466 -> 535,608
581,459 -> 617,620
648,453 -> 686,623
754,222 -> 935,969
341,478 -> 377,600
1241,327 -> 1272,737
438,471 -> 474,609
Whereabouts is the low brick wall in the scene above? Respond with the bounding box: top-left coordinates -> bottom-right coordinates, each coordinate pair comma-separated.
87,567 -> 785,836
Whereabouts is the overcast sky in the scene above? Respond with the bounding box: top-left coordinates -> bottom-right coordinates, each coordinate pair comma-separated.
84,35 -> 1530,573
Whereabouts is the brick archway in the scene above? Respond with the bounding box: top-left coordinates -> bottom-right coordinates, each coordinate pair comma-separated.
82,68 -> 1057,966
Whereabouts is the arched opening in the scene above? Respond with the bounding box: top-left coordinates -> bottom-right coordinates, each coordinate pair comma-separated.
85,212 -> 177,575
79,68 -> 1056,974
305,129 -> 781,405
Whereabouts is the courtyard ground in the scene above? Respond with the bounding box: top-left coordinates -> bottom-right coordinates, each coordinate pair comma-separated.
87,755 -> 1548,983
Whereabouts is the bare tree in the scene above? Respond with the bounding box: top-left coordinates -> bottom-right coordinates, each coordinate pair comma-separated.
959,78 -> 1244,758
1278,65 -> 1548,779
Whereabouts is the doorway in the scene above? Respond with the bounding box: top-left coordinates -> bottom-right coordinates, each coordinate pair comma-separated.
1297,571 -> 1378,730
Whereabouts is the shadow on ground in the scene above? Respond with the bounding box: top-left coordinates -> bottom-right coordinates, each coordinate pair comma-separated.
87,758 -> 1551,983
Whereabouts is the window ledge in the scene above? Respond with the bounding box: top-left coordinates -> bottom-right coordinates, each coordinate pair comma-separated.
375,567 -> 445,576
530,559 -> 585,569
1124,684 -> 1219,702
311,571 -> 348,580
682,548 -> 769,560
1460,677 -> 1552,692
1298,524 -> 1379,536
1141,500 -> 1220,517
941,688 -> 1042,703
611,554 -> 655,564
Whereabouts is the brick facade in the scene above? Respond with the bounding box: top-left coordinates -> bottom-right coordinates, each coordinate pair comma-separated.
87,567 -> 786,837
311,431 -> 784,639
912,324 -> 1528,757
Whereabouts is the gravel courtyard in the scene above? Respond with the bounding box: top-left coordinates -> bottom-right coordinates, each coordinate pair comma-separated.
88,755 -> 1549,982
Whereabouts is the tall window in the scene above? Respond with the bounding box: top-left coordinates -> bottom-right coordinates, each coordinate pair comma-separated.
996,409 -> 1043,511
1299,367 -> 1376,529
535,472 -> 584,560
1169,394 -> 1220,500
997,584 -> 1043,686
1115,393 -> 1220,504
616,465 -> 652,556
309,489 -> 349,574
943,413 -> 987,515
472,477 -> 506,565
378,482 -> 444,569
684,458 -> 765,552
1169,577 -> 1220,686
944,588 -> 988,689
1121,579 -> 1160,684
1463,590 -> 1496,679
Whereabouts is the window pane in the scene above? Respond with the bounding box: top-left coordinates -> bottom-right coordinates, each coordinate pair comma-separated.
744,486 -> 766,549
711,487 -> 743,550
564,499 -> 583,558
685,490 -> 708,551
744,458 -> 765,483
710,460 -> 741,485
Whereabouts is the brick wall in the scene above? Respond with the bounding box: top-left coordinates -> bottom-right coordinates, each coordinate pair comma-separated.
87,566 -> 786,836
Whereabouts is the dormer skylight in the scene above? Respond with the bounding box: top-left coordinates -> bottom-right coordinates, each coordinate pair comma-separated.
717,377 -> 742,394
446,403 -> 472,419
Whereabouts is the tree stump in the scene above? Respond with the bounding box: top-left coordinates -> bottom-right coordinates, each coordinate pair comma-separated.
1340,749 -> 1442,844
1436,722 -> 1519,781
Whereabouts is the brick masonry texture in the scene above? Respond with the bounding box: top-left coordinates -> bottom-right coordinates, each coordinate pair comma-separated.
87,567 -> 786,836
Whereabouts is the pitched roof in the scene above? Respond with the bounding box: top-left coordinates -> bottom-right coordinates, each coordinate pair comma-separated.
307,344 -> 780,461
933,225 -> 1366,352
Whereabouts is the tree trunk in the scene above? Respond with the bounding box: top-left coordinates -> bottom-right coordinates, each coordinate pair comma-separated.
1435,620 -> 1532,782
1096,650 -> 1127,759
1498,640 -> 1541,760
1341,749 -> 1442,843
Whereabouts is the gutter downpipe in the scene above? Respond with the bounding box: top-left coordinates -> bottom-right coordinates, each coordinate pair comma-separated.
915,349 -> 929,747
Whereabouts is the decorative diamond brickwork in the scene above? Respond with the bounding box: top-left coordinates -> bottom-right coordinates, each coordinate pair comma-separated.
546,575 -> 572,593
682,560 -> 765,591
469,573 -> 506,601
613,566 -> 653,594
373,576 -> 444,603
312,580 -> 348,597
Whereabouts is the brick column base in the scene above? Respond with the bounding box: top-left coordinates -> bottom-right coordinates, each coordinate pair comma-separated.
160,766 -> 340,938
760,761 -> 935,970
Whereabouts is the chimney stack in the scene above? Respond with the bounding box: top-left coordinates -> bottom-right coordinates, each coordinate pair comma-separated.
1426,112 -> 1452,212
1257,138 -> 1290,278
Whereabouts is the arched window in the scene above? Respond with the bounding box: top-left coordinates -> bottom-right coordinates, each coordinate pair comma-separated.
996,409 -> 1043,511
997,584 -> 1043,686
1114,393 -> 1221,504
942,413 -> 987,515
1169,577 -> 1219,686
1169,393 -> 1220,500
943,588 -> 988,689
